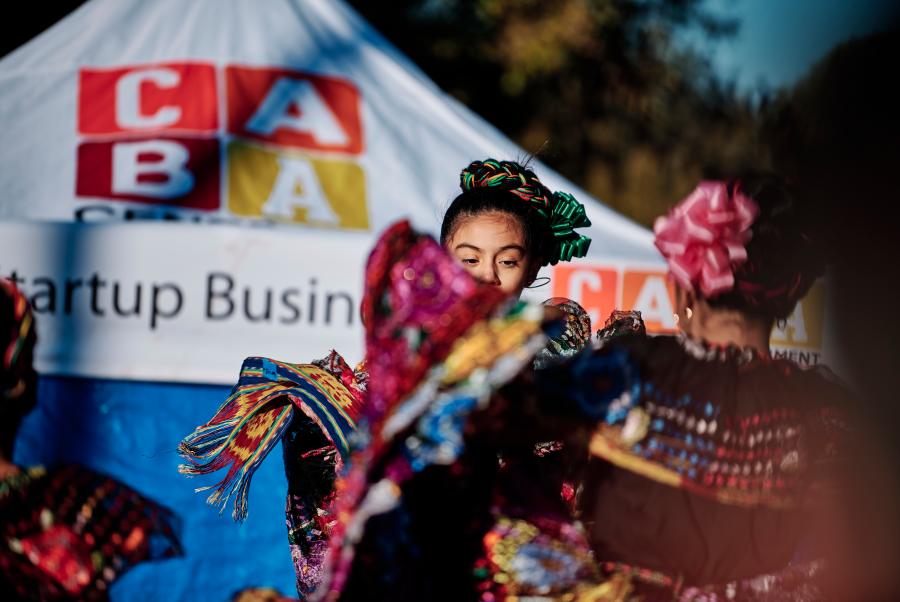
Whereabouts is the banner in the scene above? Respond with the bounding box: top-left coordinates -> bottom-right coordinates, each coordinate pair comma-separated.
0,221 -> 369,383
0,220 -> 827,384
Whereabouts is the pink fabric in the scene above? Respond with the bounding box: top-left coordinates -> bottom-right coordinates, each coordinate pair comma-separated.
654,181 -> 759,297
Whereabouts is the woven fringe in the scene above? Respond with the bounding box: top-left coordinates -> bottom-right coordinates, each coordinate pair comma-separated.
179,391 -> 294,521
179,355 -> 363,522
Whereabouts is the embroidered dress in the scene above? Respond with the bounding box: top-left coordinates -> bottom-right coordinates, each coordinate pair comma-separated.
314,224 -> 844,600
469,332 -> 845,602
0,465 -> 181,601
183,221 -> 844,601
0,279 -> 180,601
566,333 -> 845,600
180,222 -> 594,599
326,330 -> 843,601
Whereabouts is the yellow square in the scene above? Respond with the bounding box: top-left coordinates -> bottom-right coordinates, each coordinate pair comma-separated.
227,140 -> 369,230
770,280 -> 824,349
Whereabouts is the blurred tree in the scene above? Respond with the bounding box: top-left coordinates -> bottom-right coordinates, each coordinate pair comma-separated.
764,28 -> 900,239
349,0 -> 765,225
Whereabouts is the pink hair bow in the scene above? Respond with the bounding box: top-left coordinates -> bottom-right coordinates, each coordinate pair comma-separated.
653,181 -> 759,297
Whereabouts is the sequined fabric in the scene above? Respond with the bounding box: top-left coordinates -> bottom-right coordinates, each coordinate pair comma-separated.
476,516 -> 598,599
596,310 -> 646,343
0,465 -> 180,601
571,333 -> 846,594
534,298 -> 592,369
359,222 -> 507,429
313,222 -> 567,599
323,303 -> 548,599
586,334 -> 842,509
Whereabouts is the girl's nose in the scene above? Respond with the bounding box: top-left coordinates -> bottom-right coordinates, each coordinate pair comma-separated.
476,264 -> 501,286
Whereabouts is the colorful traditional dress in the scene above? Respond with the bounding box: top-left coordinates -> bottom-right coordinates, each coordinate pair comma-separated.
470,332 -> 845,601
309,223 -> 845,601
179,224 -> 594,599
182,221 -> 845,601
0,278 -> 182,601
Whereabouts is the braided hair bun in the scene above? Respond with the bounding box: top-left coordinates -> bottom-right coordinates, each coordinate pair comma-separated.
441,159 -> 591,266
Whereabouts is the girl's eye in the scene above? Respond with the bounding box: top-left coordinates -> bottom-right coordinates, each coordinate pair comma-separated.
461,258 -> 479,265
500,260 -> 520,268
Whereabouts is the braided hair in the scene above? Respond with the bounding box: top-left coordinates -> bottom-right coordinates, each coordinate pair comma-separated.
440,159 -> 591,266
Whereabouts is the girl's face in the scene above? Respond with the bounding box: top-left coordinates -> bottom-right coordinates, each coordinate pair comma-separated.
446,211 -> 538,298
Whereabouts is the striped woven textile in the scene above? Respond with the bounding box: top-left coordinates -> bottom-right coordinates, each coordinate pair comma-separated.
179,354 -> 363,521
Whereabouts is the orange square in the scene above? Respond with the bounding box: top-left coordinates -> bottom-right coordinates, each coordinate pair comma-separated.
226,66 -> 363,155
621,270 -> 676,333
551,265 -> 619,329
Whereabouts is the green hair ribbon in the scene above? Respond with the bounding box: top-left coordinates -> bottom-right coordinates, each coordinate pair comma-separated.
546,191 -> 592,265
459,158 -> 591,265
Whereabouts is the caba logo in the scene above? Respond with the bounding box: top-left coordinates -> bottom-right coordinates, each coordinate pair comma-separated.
75,62 -> 368,229
552,264 -> 825,363
552,264 -> 677,333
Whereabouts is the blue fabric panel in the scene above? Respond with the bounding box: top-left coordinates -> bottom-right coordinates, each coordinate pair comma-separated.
13,375 -> 296,601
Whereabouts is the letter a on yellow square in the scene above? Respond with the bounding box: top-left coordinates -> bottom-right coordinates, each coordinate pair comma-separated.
770,280 -> 824,349
227,140 -> 369,230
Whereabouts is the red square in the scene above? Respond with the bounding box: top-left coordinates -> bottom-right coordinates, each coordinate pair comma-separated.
551,264 -> 619,328
76,137 -> 220,210
226,66 -> 363,154
622,270 -> 677,333
79,63 -> 218,135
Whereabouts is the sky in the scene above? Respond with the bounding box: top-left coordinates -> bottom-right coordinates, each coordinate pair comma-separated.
691,0 -> 899,94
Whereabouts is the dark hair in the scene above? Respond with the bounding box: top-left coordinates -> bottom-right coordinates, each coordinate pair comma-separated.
706,175 -> 824,321
440,187 -> 552,264
441,158 -> 595,268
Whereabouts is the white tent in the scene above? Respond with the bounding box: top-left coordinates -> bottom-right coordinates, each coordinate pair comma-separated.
0,1 -> 832,599
0,0 -> 678,385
